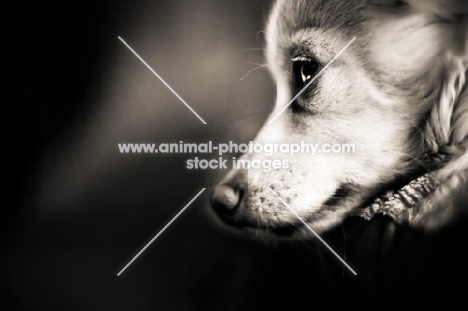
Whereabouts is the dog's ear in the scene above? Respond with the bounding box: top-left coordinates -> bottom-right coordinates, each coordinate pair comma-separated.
410,0 -> 468,231
451,76 -> 468,144
424,57 -> 467,154
417,0 -> 468,155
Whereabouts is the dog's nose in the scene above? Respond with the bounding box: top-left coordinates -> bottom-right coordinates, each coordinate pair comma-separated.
211,183 -> 243,214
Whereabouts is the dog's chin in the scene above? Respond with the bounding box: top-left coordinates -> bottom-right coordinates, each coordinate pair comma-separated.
216,210 -> 347,241
214,211 -> 303,240
222,221 -> 299,238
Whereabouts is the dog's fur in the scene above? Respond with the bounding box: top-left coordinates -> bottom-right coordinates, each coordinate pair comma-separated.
212,0 -> 468,238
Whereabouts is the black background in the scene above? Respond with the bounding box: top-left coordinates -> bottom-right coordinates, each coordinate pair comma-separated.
4,0 -> 468,310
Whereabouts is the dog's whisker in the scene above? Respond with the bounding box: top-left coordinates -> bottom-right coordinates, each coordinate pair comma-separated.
240,64 -> 268,81
246,61 -> 266,67
242,47 -> 265,53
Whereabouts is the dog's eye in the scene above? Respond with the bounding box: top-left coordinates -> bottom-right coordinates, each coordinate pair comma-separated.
290,56 -> 320,113
300,62 -> 316,83
292,56 -> 319,88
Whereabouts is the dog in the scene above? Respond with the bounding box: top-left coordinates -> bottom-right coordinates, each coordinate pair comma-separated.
211,0 -> 468,240
206,1 -> 468,308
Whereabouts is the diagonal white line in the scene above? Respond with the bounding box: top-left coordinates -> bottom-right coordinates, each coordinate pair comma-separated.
118,36 -> 207,125
117,188 -> 206,276
268,188 -> 357,275
267,37 -> 356,124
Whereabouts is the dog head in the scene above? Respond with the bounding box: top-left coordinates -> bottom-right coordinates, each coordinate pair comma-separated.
211,0 -> 468,238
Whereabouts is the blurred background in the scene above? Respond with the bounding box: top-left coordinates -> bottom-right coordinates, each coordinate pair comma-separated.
5,0 -> 278,309
5,0 -> 468,310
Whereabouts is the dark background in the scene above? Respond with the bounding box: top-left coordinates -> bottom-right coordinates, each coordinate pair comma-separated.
5,0 -> 277,309
4,0 -> 468,310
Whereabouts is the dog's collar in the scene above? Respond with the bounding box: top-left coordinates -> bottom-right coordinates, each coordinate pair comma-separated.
357,139 -> 468,225
356,172 -> 436,225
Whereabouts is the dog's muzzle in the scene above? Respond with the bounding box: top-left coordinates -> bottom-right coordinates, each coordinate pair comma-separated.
210,181 -> 302,236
